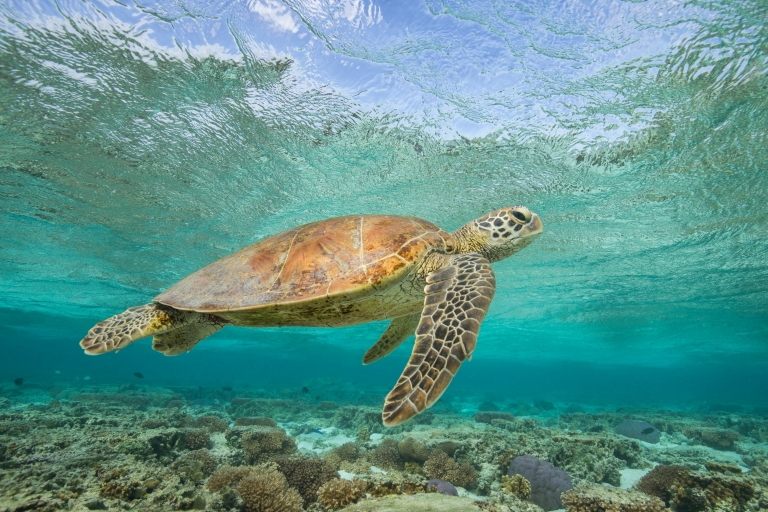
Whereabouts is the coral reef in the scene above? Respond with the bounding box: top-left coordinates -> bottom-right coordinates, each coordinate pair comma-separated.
670,471 -> 756,512
475,412 -> 516,424
333,406 -> 385,433
681,427 -> 740,450
317,478 -> 367,510
508,455 -> 573,511
703,461 -> 742,474
173,448 -> 219,482
636,464 -> 690,504
337,492 -> 489,511
2,385 -> 767,512
323,441 -> 362,469
502,474 -> 532,500
274,454 -> 338,507
183,428 -> 211,450
235,417 -> 278,427
237,469 -> 303,512
207,465 -> 259,492
369,438 -> 405,471
561,485 -> 667,512
544,434 -> 641,485
614,420 -> 661,444
398,437 -> 431,463
424,449 -> 478,489
360,472 -> 430,497
193,415 -> 229,432
340,459 -> 373,475
140,418 -> 168,429
227,425 -> 297,463
99,479 -> 144,501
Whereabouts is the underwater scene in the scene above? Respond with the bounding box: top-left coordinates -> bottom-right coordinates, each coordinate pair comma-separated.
1,0 -> 768,511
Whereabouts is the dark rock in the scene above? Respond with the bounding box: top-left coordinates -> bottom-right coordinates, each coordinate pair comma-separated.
508,455 -> 572,511
427,479 -> 458,496
83,498 -> 107,510
615,420 -> 660,444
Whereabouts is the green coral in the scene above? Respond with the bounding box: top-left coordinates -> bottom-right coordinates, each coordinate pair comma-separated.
501,474 -> 531,500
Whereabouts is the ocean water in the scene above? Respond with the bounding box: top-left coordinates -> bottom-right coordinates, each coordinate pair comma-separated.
1,0 -> 768,511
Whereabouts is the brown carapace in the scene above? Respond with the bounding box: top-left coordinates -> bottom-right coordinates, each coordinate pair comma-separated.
80,208 -> 543,426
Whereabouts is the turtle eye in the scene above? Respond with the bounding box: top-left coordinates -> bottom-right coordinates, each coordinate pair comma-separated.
511,210 -> 527,222
510,207 -> 531,222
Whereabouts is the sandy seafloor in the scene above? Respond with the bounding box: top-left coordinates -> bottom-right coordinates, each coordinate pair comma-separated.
1,382 -> 767,512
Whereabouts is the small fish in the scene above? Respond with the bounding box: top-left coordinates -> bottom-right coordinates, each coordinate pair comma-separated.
315,396 -> 320,401
641,427 -> 655,435
133,372 -> 144,379
221,386 -> 233,391
14,378 -> 23,386
301,386 -> 309,394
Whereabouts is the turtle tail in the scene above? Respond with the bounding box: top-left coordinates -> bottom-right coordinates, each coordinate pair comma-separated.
79,304 -> 225,356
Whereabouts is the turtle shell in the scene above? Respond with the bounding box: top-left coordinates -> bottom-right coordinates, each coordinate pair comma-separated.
154,215 -> 453,313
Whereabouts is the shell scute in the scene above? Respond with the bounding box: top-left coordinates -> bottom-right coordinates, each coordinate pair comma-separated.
155,215 -> 448,313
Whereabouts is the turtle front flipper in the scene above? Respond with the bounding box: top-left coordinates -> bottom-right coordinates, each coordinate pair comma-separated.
382,253 -> 496,426
363,312 -> 421,365
79,304 -> 224,355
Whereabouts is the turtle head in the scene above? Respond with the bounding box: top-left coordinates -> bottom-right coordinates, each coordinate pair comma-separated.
453,206 -> 543,262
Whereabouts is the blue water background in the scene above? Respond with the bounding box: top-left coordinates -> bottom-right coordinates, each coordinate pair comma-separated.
1,0 -> 767,410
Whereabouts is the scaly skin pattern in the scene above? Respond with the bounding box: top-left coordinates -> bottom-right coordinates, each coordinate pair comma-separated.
382,253 -> 496,426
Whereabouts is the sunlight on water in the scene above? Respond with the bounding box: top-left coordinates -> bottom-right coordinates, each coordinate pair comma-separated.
1,0 -> 767,378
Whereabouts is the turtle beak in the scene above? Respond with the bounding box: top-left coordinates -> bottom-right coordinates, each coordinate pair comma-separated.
527,213 -> 543,236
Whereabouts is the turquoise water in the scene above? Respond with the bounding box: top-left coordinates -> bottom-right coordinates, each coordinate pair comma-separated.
1,0 -> 768,409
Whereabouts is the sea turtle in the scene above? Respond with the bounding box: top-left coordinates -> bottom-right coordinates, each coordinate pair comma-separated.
80,207 -> 543,425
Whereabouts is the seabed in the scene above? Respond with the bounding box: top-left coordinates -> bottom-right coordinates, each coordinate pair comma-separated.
1,383 -> 766,512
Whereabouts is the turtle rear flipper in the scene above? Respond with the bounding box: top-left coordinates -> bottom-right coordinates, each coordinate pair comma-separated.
79,304 -> 224,355
152,321 -> 225,356
382,253 -> 496,426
